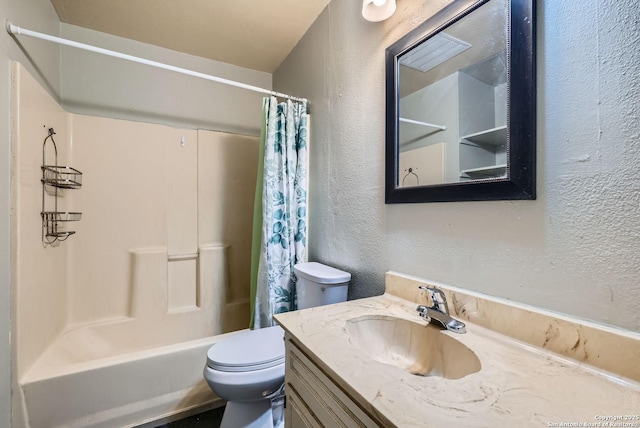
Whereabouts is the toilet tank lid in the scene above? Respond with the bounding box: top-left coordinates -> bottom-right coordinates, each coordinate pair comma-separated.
294,262 -> 351,284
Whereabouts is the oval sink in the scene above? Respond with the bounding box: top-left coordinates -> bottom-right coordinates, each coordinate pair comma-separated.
344,315 -> 481,379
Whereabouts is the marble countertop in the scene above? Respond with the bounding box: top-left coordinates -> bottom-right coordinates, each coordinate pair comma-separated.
275,274 -> 640,427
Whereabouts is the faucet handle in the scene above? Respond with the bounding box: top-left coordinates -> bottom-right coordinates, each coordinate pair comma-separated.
418,286 -> 449,314
415,305 -> 431,323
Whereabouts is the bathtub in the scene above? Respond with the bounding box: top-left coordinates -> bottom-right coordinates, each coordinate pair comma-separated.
17,330 -> 246,428
12,243 -> 253,428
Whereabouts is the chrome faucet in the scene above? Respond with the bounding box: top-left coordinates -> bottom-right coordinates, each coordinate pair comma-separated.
416,286 -> 466,334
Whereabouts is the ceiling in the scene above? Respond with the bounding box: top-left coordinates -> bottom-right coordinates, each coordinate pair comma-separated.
49,0 -> 331,73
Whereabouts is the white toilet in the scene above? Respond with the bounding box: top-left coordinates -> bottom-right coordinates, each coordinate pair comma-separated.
203,262 -> 351,428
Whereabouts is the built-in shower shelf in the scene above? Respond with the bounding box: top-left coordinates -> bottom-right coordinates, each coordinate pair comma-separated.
41,165 -> 83,189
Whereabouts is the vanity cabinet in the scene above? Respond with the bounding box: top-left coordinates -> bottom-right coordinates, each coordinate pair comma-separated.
283,334 -> 383,428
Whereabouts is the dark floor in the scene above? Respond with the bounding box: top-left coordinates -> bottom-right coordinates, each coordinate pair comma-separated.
153,406 -> 225,428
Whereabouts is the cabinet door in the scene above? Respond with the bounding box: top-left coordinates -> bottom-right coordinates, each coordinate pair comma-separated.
286,386 -> 322,428
284,336 -> 383,428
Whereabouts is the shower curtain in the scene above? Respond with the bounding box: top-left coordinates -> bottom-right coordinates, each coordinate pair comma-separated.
250,96 -> 308,329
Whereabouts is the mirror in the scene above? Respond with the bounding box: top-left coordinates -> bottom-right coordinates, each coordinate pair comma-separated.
385,0 -> 535,203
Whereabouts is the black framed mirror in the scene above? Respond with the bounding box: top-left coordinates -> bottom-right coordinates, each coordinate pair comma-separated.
385,0 -> 535,203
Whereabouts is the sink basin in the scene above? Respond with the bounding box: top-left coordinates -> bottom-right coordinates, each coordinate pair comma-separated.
344,315 -> 481,379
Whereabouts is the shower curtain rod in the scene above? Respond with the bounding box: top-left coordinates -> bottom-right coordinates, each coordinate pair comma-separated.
6,22 -> 307,103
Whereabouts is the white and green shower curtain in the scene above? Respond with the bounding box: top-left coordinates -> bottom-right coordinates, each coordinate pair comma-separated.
250,96 -> 308,329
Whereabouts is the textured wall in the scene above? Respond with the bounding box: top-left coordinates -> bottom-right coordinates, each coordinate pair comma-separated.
273,0 -> 640,331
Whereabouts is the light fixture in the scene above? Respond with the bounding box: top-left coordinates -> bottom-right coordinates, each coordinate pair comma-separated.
362,0 -> 396,22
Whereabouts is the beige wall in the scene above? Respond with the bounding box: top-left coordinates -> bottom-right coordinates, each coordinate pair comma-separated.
198,131 -> 259,305
68,115 -> 178,324
273,0 -> 640,332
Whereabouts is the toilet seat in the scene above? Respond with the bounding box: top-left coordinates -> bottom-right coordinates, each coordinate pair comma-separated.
207,325 -> 285,373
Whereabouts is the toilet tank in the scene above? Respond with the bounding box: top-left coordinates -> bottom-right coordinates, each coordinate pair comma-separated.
294,262 -> 351,310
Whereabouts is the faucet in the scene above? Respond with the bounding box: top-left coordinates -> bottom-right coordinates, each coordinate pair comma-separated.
416,286 -> 466,334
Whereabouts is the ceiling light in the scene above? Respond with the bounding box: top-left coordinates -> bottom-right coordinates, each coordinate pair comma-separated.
362,0 -> 396,22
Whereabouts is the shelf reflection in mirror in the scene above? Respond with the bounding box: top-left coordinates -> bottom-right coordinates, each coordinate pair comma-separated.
398,0 -> 507,187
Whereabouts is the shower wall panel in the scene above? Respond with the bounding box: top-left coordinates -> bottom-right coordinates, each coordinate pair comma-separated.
13,52 -> 261,426
198,131 -> 259,308
167,133 -> 198,256
68,115 -> 172,324
12,63 -> 70,378
13,62 -> 259,401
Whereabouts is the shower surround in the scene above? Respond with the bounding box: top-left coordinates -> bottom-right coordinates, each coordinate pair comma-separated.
11,63 -> 258,428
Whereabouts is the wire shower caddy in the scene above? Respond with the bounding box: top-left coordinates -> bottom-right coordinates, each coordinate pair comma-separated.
41,127 -> 82,244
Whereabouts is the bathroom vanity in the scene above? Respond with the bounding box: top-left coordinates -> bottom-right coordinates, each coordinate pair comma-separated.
275,272 -> 640,427
283,337 -> 381,427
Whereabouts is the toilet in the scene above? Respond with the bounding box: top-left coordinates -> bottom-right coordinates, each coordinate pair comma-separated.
203,262 -> 351,428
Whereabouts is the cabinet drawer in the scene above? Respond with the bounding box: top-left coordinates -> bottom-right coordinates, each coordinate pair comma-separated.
285,337 -> 382,428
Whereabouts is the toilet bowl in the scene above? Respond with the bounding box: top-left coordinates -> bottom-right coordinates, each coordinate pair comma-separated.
203,326 -> 285,428
203,262 -> 351,428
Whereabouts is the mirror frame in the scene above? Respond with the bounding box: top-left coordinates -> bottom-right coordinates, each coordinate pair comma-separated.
385,0 -> 536,203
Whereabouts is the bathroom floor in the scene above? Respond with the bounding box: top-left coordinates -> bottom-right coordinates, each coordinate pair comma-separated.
151,406 -> 225,428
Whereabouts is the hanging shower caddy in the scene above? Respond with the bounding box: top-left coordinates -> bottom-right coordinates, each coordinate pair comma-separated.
40,127 -> 82,244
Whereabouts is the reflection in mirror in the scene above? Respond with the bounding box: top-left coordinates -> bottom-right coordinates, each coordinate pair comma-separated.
385,0 -> 535,203
398,0 -> 507,186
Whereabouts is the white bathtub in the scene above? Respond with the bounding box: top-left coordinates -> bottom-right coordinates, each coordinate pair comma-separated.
17,330 -> 246,428
14,245 -> 249,428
